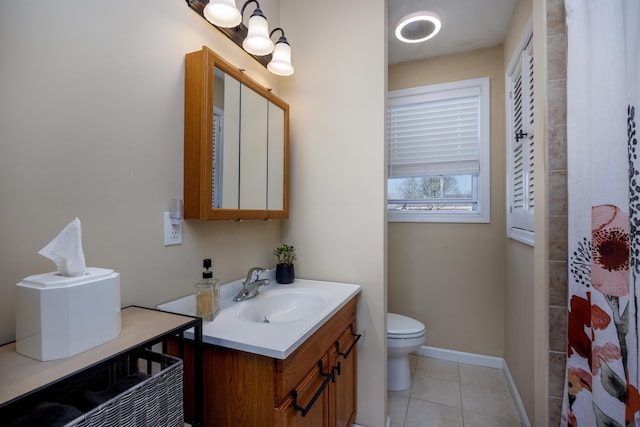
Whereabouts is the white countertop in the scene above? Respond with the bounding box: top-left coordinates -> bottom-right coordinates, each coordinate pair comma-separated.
158,273 -> 361,359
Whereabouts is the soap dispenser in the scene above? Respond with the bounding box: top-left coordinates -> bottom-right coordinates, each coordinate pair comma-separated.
194,258 -> 220,321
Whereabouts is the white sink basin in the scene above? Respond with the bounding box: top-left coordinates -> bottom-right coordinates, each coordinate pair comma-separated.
236,289 -> 327,324
158,275 -> 361,359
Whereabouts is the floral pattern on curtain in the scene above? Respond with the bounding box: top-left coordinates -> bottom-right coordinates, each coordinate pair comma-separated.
562,0 -> 640,426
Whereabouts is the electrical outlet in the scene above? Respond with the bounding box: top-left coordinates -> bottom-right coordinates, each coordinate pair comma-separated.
164,212 -> 182,246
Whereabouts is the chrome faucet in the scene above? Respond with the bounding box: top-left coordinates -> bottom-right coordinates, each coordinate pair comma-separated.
233,267 -> 270,302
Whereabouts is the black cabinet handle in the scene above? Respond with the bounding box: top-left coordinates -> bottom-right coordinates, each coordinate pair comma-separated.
335,324 -> 361,360
292,360 -> 333,417
332,361 -> 341,380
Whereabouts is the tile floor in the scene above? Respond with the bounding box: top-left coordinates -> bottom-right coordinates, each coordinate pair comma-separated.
388,355 -> 524,427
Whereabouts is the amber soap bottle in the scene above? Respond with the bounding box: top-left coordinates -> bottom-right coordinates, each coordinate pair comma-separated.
194,258 -> 219,321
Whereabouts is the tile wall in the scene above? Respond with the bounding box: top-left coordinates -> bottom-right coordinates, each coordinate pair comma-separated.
546,0 -> 568,423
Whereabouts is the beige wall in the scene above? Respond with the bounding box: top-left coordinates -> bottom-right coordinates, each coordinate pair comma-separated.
279,1 -> 387,425
0,0 -> 287,343
504,238 -> 535,417
1,0 -> 389,425
388,46 -> 507,357
502,0 -> 536,423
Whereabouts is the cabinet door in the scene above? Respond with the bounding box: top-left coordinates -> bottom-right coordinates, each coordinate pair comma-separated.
218,69 -> 241,209
330,324 -> 358,427
276,358 -> 331,427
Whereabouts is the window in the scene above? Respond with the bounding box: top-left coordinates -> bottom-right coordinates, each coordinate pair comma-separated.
387,77 -> 490,223
506,26 -> 534,245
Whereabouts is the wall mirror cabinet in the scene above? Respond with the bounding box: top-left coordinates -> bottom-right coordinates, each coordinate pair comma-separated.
184,46 -> 289,221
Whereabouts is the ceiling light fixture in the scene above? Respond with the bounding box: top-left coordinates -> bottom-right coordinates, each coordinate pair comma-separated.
395,11 -> 442,44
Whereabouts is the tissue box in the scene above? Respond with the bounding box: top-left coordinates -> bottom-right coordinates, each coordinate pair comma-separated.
15,267 -> 121,361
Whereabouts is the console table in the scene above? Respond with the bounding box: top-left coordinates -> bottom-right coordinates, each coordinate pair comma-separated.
0,306 -> 203,426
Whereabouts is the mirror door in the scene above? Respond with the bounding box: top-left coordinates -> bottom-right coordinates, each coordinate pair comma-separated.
268,101 -> 285,211
214,67 -> 241,210
239,85 -> 268,210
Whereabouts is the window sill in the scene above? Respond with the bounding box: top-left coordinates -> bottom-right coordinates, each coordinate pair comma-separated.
388,210 -> 490,224
508,228 -> 534,246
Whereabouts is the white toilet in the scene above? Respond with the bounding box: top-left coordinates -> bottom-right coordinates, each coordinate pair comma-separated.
387,312 -> 426,391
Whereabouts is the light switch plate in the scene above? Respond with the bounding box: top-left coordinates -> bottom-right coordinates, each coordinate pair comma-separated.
164,212 -> 182,246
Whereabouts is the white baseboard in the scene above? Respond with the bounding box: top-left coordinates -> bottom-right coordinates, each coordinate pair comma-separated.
502,360 -> 532,427
416,345 -> 504,369
415,345 -> 531,427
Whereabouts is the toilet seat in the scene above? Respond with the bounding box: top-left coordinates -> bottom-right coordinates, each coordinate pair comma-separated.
387,313 -> 425,339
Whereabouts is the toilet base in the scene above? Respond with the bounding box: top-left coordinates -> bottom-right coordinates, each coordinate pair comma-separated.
387,355 -> 412,391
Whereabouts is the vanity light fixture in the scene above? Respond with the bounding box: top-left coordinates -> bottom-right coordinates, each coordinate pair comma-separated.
196,0 -> 294,75
395,11 -> 442,44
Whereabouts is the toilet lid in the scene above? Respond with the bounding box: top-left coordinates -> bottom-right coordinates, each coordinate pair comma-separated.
387,313 -> 425,337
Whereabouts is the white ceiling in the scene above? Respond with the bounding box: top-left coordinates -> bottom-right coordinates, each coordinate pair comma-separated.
388,0 -> 519,65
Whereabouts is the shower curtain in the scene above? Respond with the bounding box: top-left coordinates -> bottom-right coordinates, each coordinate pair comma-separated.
562,0 -> 640,426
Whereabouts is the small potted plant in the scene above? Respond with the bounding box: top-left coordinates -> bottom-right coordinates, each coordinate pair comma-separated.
273,243 -> 296,284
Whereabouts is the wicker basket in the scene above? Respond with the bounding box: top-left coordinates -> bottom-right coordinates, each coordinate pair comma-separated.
61,349 -> 183,427
4,345 -> 187,427
6,350 -> 184,427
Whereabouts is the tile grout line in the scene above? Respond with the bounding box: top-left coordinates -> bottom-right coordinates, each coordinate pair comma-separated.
458,361 -> 466,427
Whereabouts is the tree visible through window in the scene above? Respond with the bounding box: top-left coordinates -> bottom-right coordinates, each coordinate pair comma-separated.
388,175 -> 475,211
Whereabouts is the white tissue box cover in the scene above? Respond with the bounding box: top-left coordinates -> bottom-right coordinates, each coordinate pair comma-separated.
15,267 -> 121,361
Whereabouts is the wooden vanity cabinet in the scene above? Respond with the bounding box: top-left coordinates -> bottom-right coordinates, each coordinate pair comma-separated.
171,296 -> 359,427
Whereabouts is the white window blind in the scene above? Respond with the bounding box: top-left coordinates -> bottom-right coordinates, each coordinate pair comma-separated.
388,89 -> 481,178
507,33 -> 535,243
387,77 -> 490,223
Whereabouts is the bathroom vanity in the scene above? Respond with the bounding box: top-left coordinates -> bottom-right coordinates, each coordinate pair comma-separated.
159,277 -> 361,427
